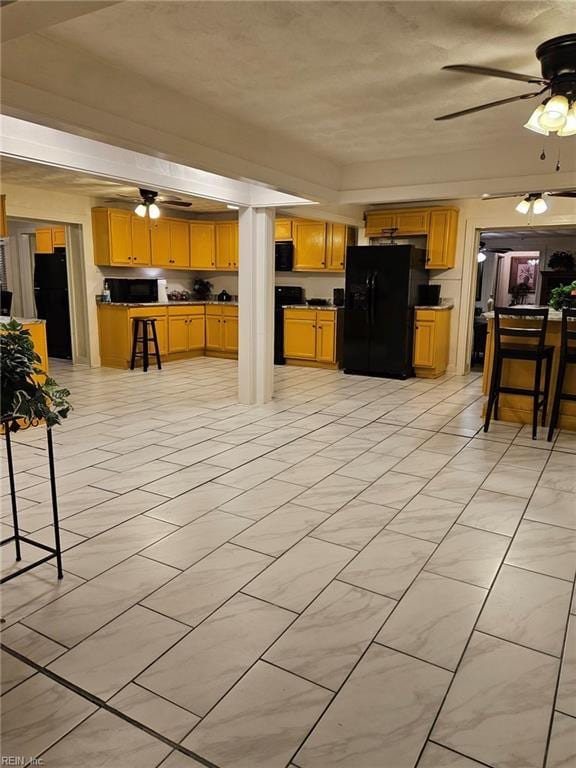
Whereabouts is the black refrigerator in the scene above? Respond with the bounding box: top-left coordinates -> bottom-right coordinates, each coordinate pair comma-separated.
343,245 -> 427,378
34,250 -> 72,359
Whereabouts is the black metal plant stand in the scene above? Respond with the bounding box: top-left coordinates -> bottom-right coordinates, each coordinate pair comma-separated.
1,419 -> 63,583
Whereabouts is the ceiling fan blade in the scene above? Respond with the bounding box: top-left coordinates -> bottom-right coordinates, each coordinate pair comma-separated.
435,91 -> 543,121
548,191 -> 576,198
161,200 -> 192,207
442,65 -> 548,85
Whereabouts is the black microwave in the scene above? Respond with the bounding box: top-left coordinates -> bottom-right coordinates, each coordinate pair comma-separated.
275,241 -> 294,271
107,278 -> 158,303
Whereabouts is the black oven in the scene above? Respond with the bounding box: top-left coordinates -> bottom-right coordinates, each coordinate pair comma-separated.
107,278 -> 158,303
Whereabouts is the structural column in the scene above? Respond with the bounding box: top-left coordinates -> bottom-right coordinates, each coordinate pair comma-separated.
238,206 -> 275,404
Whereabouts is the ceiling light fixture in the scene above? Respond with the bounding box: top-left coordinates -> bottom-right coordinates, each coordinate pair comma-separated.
557,104 -> 576,136
515,193 -> 548,215
135,189 -> 161,218
525,93 -> 574,135
226,204 -> 240,210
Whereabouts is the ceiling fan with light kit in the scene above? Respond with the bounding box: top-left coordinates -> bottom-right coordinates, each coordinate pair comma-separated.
481,190 -> 576,216
104,188 -> 193,219
435,33 -> 576,136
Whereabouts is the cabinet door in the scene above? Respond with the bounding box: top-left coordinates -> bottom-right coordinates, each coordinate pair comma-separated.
188,316 -> 205,350
395,210 -> 429,235
150,220 -> 171,267
52,227 -> 66,248
109,210 -> 133,265
365,212 -> 397,237
205,315 -> 222,349
35,227 -> 54,254
293,221 -> 327,271
222,315 -> 238,352
168,316 -> 190,353
316,319 -> 336,362
427,209 -> 458,269
170,220 -> 190,268
215,222 -> 238,270
0,195 -> 6,238
190,223 -> 216,269
131,216 -> 151,265
275,219 -> 292,240
413,320 -> 435,367
284,317 -> 317,359
326,224 -> 346,271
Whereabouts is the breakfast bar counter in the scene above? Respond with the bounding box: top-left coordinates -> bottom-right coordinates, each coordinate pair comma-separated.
482,308 -> 575,431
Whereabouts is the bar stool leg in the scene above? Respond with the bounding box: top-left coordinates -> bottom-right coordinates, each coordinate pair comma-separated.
547,357 -> 566,442
484,357 -> 501,433
532,358 -> 542,440
541,353 -> 553,427
143,320 -> 149,372
150,320 -> 162,370
130,318 -> 139,370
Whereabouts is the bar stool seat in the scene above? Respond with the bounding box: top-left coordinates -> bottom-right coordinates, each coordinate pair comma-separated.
547,307 -> 576,441
130,317 -> 162,372
484,307 -> 554,440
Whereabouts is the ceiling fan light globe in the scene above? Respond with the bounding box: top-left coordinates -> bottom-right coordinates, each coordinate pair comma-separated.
538,95 -> 570,129
515,199 -> 531,214
134,204 -> 147,217
524,104 -> 549,135
557,107 -> 576,136
148,203 -> 161,219
532,197 -> 548,215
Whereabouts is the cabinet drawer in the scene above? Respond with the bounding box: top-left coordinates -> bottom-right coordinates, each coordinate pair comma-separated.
167,305 -> 204,316
284,308 -> 315,320
128,308 -> 167,319
222,305 -> 238,317
415,309 -> 436,322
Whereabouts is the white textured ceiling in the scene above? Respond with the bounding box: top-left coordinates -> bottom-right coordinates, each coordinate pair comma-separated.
38,0 -> 573,164
0,157 -> 230,211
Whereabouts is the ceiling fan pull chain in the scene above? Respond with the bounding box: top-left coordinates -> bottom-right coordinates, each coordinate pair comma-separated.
556,146 -> 561,172
540,146 -> 546,161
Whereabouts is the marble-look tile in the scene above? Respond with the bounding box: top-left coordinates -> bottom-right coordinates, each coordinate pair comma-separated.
477,565 -> 572,656
142,543 -> 272,626
13,486 -> 117,532
1,674 -> 97,757
216,457 -> 288,490
244,537 -> 355,612
447,447 -> 501,473
183,661 -> 332,768
143,482 -> 241,526
336,451 -> 400,482
393,449 -> 452,479
457,489 -> 527,536
1,564 -> 85,627
231,503 -> 327,556
505,520 -> 576,582
424,467 -> 486,504
524,486 -> 576,531
23,555 -> 178,647
318,436 -> 374,462
339,529 -> 436,599
265,581 -> 394,689
546,711 -> 576,768
376,571 -> 487,670
421,433 -> 471,456
539,451 -> 576,493
141,509 -> 251,570
219,479 -> 304,520
292,475 -> 369,514
296,644 -> 450,768
61,515 -> 177,579
267,437 -> 325,465
91,460 -> 179,494
418,742 -> 487,767
371,431 -> 430,458
140,462 -> 227,497
94,444 -> 177,471
310,499 -> 396,550
556,616 -> 576,717
160,439 -> 231,467
40,709 -> 171,768
20,466 -> 117,503
356,471 -> 427,509
1,650 -> 36,694
63,489 -> 166,536
425,525 -> 509,588
500,444 -> 550,471
433,632 -> 558,768
138,594 -> 294,715
0,623 -> 66,665
386,494 -> 464,543
158,751 -> 208,768
108,683 -> 200,742
353,422 -> 404,443
275,455 -> 345,487
554,430 -> 576,453
481,464 -> 539,499
48,606 -> 189,700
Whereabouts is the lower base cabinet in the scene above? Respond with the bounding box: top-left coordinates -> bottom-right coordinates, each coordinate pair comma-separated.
413,307 -> 452,378
205,306 -> 238,357
168,306 -> 205,354
284,308 -> 342,368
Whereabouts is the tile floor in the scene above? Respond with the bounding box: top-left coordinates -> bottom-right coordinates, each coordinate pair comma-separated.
1,357 -> 575,768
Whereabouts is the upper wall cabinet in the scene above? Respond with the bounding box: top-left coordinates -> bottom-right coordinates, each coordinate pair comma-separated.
190,222 -> 216,269
364,206 -> 459,269
291,220 -> 356,272
35,226 -> 66,253
93,208 -> 148,266
215,222 -> 239,270
0,195 -> 7,238
275,219 -> 293,241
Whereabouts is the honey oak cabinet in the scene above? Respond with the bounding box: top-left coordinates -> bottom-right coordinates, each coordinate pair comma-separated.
35,227 -> 55,254
325,223 -> 356,271
167,306 -> 204,353
293,221 -> 327,271
284,308 -> 341,368
204,305 -> 238,356
426,208 -> 458,269
169,219 -> 190,268
190,222 -> 216,269
130,215 -> 151,265
215,222 -> 239,270
0,195 -> 7,238
93,208 -> 137,266
150,219 -> 171,267
413,307 -> 452,378
274,219 -> 293,241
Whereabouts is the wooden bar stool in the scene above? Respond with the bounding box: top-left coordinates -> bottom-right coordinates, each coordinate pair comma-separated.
547,307 -> 576,441
130,317 -> 162,372
484,307 -> 554,440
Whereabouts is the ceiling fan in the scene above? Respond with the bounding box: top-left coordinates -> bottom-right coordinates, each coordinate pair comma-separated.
104,188 -> 193,218
482,189 -> 576,215
435,33 -> 576,135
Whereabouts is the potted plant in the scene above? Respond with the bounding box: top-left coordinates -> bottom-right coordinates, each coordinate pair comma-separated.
548,251 -> 575,272
1,319 -> 71,431
548,281 -> 576,310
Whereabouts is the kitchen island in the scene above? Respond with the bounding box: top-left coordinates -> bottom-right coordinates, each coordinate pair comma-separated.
482,308 -> 575,431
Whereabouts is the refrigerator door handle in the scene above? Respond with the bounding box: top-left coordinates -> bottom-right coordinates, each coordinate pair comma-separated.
370,273 -> 377,326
